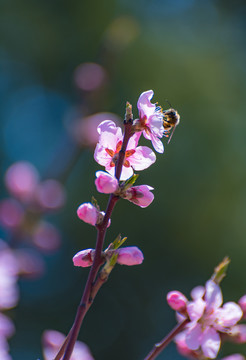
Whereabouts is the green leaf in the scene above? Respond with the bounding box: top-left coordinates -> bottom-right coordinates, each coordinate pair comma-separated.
211,256 -> 230,285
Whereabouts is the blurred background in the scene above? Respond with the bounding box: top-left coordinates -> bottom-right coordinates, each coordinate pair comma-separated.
0,0 -> 246,359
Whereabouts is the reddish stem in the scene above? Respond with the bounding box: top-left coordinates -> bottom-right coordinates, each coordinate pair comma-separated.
143,318 -> 189,360
61,117 -> 133,360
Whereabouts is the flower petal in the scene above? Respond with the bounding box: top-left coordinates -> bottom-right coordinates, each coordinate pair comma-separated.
149,133 -> 164,153
137,90 -> 155,119
205,280 -> 223,312
187,298 -> 206,322
215,302 -> 243,329
186,322 -> 202,350
191,286 -> 205,300
201,326 -> 221,359
129,146 -> 156,170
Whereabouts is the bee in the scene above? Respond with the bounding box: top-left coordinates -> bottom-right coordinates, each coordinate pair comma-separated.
163,102 -> 180,144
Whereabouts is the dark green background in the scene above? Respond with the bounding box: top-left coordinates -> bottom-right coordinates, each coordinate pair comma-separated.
1,0 -> 246,359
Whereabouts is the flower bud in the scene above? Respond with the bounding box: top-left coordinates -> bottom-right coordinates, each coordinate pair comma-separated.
95,171 -> 118,194
77,203 -> 98,226
73,249 -> 94,267
124,185 -> 154,208
167,291 -> 188,312
116,246 -> 144,266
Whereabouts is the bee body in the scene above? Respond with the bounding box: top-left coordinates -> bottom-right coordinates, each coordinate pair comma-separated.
163,108 -> 180,144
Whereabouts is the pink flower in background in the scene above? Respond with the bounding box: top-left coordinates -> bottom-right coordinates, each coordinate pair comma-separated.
116,246 -> 144,266
73,249 -> 94,267
94,120 -> 156,180
95,171 -> 118,194
35,179 -> 66,210
4,162 -> 39,202
0,199 -> 24,229
70,112 -> 121,148
135,90 -> 165,153
14,249 -> 45,279
184,280 -> 243,359
74,62 -> 107,92
124,185 -> 154,208
0,313 -> 15,339
0,241 -> 19,311
32,221 -> 61,253
42,330 -> 94,360
77,203 -> 98,226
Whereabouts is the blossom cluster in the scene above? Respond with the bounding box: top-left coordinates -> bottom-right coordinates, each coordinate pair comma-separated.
73,90 -> 168,267
167,279 -> 246,359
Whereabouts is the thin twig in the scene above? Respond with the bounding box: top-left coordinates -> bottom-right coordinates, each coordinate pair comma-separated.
61,114 -> 134,360
143,318 -> 189,360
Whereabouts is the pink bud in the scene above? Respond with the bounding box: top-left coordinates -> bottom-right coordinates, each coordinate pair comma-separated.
238,295 -> 246,319
95,171 -> 118,194
167,291 -> 188,312
4,161 -> 39,202
77,203 -> 98,226
125,185 -> 154,208
73,249 -> 94,267
117,246 -> 144,266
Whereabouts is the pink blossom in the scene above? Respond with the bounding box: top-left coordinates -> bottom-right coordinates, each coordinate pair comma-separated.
77,203 -> 98,226
135,90 -> 165,153
94,120 -> 156,181
42,329 -> 94,360
73,249 -> 94,267
95,171 -> 118,194
116,246 -> 144,266
4,161 -> 39,202
124,185 -> 154,208
167,291 -> 188,313
184,280 -> 243,359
